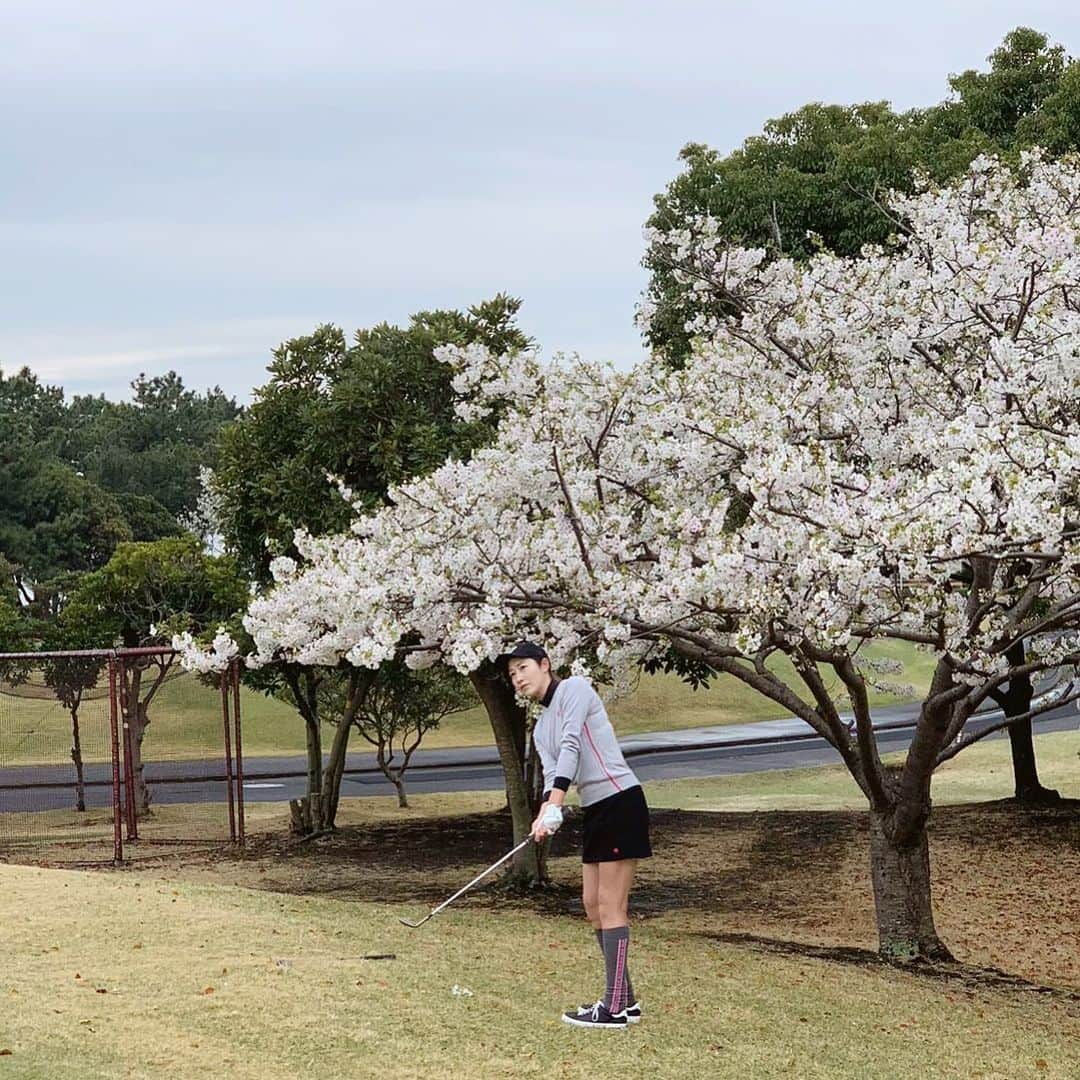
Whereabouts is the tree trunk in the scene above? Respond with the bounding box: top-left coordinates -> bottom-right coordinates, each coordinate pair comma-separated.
1008,719 -> 1061,803
289,791 -> 327,835
393,775 -> 409,809
304,713 -> 323,803
283,666 -> 330,835
321,669 -> 375,830
289,714 -> 327,835
321,710 -> 353,829
470,665 -> 547,885
119,664 -> 153,818
1000,643 -> 1060,804
69,706 -> 87,812
118,657 -> 173,819
868,810 -> 952,961
524,738 -> 545,812
131,702 -> 152,816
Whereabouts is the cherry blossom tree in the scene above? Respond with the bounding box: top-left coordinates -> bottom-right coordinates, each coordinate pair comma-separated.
205,154 -> 1079,959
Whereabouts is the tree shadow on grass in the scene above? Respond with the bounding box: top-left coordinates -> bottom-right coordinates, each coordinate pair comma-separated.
694,929 -> 1080,1009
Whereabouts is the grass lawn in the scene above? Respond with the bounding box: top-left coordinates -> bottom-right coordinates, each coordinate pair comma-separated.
0,858 -> 1077,1080
2,731 -> 1078,1077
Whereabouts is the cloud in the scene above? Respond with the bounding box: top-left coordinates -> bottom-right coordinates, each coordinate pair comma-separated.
3,1 -> 1077,402
0,319 -> 312,400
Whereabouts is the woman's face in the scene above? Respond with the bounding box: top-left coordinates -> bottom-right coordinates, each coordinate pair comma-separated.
507,657 -> 551,700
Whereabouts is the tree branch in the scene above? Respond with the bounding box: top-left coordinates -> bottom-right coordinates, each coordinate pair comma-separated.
936,684 -> 1080,765
550,443 -> 594,576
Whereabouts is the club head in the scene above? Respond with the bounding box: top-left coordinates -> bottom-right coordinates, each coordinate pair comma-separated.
399,913 -> 433,929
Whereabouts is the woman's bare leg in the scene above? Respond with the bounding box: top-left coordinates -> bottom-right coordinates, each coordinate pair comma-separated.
581,862 -> 601,930
597,858 -> 636,928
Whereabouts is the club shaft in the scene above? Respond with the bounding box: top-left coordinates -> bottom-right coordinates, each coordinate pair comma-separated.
426,837 -> 532,918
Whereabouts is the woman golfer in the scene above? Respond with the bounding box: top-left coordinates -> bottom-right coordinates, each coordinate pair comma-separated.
505,641 -> 651,1030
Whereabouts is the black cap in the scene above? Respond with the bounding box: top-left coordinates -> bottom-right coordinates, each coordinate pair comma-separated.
503,641 -> 549,668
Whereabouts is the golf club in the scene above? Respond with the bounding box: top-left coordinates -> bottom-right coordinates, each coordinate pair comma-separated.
398,836 -> 534,928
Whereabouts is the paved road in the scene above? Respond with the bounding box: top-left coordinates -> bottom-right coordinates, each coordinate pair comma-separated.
2,697 -> 1076,813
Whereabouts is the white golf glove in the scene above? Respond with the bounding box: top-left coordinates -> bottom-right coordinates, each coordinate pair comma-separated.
539,804 -> 564,834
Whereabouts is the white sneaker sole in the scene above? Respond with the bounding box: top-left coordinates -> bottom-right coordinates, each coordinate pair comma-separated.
561,1014 -> 629,1030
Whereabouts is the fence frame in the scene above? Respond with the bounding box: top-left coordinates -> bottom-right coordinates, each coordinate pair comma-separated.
0,647 -> 244,860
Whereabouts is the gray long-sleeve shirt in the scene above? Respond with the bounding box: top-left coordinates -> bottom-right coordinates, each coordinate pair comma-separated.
533,676 -> 639,808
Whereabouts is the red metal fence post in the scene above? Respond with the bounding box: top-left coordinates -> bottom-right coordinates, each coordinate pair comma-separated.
107,658 -> 123,864
231,659 -> 245,846
118,655 -> 138,841
220,670 -> 237,844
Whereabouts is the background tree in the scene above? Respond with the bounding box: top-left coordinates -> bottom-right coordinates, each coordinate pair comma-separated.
211,295 -> 538,843
61,536 -> 247,815
1,366 -> 237,620
645,29 -> 1076,364
643,25 -> 1077,802
351,660 -> 474,809
1,367 -> 76,605
0,562 -> 27,655
62,372 -> 240,524
17,466 -> 133,610
39,650 -> 104,813
215,296 -> 530,581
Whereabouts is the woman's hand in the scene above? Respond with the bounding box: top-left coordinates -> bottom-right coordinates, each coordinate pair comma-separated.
530,802 -> 564,840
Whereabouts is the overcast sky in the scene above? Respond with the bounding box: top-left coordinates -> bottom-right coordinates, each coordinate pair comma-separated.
2,1 -> 1079,403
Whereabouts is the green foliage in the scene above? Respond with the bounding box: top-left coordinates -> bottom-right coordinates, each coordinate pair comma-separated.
0,368 -> 69,592
0,590 -> 24,652
19,464 -> 133,584
645,27 -> 1079,363
62,371 -> 240,520
0,365 -> 238,612
209,297 -> 526,795
1016,59 -> 1080,153
120,493 -> 185,542
214,294 -> 531,582
354,660 -> 475,751
948,27 -> 1067,145
59,535 -> 248,649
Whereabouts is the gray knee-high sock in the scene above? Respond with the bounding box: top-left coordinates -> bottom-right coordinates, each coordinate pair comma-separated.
600,926 -> 631,1013
595,928 -> 635,1005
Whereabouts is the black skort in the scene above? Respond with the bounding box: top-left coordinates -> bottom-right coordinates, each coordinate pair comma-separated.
581,785 -> 652,864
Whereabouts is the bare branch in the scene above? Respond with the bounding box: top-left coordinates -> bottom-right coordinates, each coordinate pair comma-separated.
834,652 -> 891,808
550,443 -> 594,576
936,684 -> 1080,765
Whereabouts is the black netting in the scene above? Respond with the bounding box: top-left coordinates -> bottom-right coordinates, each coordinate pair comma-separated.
118,656 -> 242,846
0,662 -> 117,852
0,651 -> 243,862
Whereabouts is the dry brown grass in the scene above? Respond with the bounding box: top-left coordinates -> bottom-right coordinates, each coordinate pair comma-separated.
1,848 -> 1078,1080
3,790 -> 1080,1079
87,797 -> 1080,996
